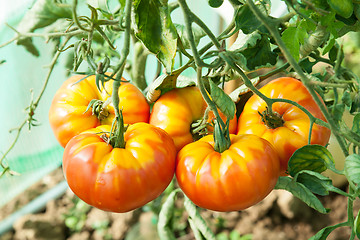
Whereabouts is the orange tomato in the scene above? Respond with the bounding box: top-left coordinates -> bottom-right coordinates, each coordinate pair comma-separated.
49,75 -> 150,147
150,86 -> 237,151
176,134 -> 280,212
237,77 -> 331,175
63,123 -> 176,213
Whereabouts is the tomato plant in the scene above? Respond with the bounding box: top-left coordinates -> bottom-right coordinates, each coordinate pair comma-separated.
176,134 -> 280,212
237,77 -> 331,175
62,123 -> 176,213
3,0 -> 360,239
49,74 -> 150,147
150,86 -> 237,151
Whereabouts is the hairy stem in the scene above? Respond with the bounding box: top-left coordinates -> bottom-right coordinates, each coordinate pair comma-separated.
246,0 -> 349,156
110,0 -> 132,148
0,37 -> 72,176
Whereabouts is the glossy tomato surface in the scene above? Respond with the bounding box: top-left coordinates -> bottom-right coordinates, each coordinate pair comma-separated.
63,123 -> 176,213
237,77 -> 331,175
150,87 -> 237,151
176,134 -> 280,212
49,75 -> 150,147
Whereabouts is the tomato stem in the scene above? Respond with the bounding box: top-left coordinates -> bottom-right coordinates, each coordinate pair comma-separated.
108,0 -> 132,149
246,0 -> 349,156
196,67 -> 231,153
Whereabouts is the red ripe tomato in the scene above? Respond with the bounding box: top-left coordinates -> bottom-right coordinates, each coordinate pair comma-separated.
62,123 -> 176,213
149,86 -> 237,151
176,134 -> 280,212
49,75 -> 150,147
237,77 -> 331,175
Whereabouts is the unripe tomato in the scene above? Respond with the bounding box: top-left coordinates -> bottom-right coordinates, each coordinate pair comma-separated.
237,77 -> 331,175
49,75 -> 150,147
63,123 -> 176,213
176,134 -> 280,212
149,87 -> 237,151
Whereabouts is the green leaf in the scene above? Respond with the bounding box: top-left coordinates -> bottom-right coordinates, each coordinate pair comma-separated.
229,31 -> 262,52
209,80 -> 236,120
275,177 -> 329,214
238,35 -> 277,70
327,0 -> 353,18
352,113 -> 360,134
342,90 -> 352,107
146,65 -> 188,103
134,0 -> 178,72
15,0 -> 72,56
216,232 -> 229,240
355,209 -> 360,239
228,77 -> 260,103
208,0 -> 224,8
157,190 -> 178,240
329,103 -> 345,123
296,170 -> 351,197
299,58 -> 317,74
344,154 -> 360,187
184,197 -> 216,240
319,12 -> 345,38
309,225 -> 340,240
235,2 -> 270,34
229,230 -> 241,240
175,24 -> 206,49
282,26 -> 308,62
17,0 -> 72,32
322,36 -> 335,55
288,145 -> 337,177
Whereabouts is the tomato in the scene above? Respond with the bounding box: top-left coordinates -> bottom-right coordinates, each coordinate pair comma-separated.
176,134 -> 280,212
49,74 -> 150,147
237,77 -> 331,175
149,86 -> 237,151
62,123 -> 176,213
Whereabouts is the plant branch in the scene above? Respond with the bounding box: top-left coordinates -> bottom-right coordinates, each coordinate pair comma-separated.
0,36 -> 72,176
178,0 -> 222,68
246,0 -> 349,156
110,0 -> 132,148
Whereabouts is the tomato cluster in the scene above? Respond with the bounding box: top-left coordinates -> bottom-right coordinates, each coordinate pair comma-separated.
49,75 -> 331,213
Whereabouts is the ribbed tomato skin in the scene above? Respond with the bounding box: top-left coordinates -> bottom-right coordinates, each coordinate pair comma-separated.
150,86 -> 237,151
176,134 -> 280,212
62,123 -> 176,213
49,75 -> 150,147
237,77 -> 331,175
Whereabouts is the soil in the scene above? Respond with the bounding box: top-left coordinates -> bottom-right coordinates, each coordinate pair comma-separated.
0,167 -> 358,240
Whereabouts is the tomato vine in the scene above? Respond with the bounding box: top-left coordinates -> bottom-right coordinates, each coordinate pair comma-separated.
2,0 -> 360,239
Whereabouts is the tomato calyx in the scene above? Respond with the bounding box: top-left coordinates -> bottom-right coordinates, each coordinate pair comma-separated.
110,110 -> 127,148
213,119 -> 231,153
85,99 -> 110,121
191,119 -> 210,140
259,107 -> 284,129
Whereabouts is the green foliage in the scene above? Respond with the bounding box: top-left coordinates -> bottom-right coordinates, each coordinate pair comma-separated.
288,145 -> 338,177
209,80 -> 236,120
157,190 -> 178,240
175,24 -> 206,49
216,231 -> 252,240
355,209 -> 360,239
184,196 -> 216,240
275,176 -> 329,214
15,0 -> 72,56
133,0 -> 178,72
5,0 -> 360,239
281,25 -> 307,62
63,198 -> 92,232
344,154 -> 360,188
235,2 -> 269,34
